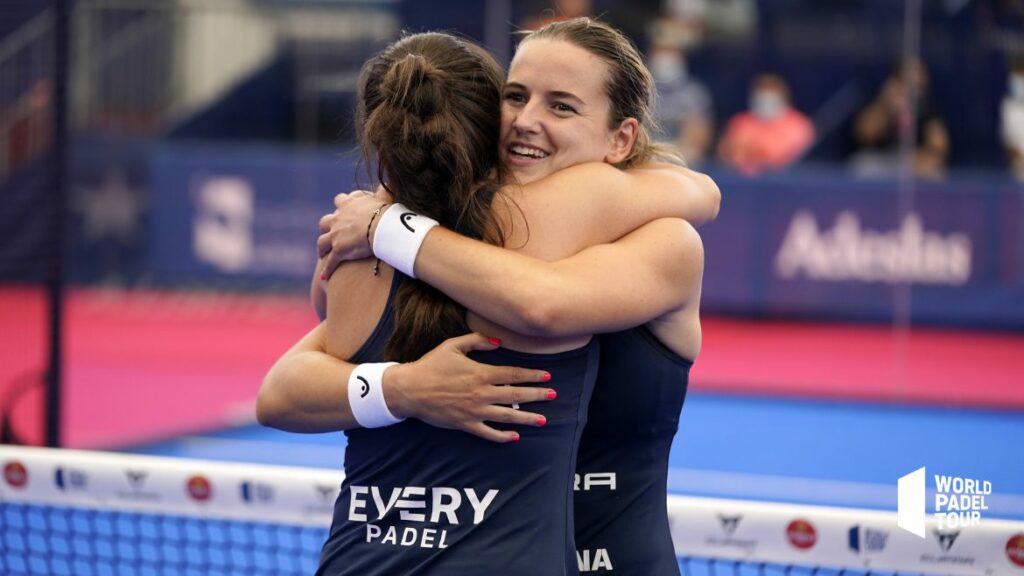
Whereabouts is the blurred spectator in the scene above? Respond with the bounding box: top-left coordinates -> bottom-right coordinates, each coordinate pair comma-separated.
717,73 -> 814,175
850,58 -> 949,179
521,0 -> 591,31
1001,57 -> 1024,181
649,20 -> 713,165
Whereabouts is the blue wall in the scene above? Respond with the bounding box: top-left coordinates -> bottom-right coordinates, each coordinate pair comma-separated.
700,169 -> 1023,329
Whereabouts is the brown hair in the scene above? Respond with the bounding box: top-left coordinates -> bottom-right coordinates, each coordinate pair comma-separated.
522,17 -> 682,167
357,32 -> 505,361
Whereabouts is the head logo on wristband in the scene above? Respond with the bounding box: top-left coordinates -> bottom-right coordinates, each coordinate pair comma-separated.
373,203 -> 439,278
348,362 -> 403,428
400,212 -> 417,232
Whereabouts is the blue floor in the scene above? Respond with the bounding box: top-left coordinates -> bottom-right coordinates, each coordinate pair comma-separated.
124,392 -> 1024,519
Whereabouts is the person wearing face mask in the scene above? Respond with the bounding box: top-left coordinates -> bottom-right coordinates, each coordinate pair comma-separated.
1002,58 -> 1024,181
648,20 -> 714,165
717,73 -> 815,175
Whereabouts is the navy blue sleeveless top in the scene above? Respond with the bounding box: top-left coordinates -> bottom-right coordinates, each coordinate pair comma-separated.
573,326 -> 692,575
318,272 -> 599,576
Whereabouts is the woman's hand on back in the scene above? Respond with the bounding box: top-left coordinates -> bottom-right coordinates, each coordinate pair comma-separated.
385,333 -> 557,443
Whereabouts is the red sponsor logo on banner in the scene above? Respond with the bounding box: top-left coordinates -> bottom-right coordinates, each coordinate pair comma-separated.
187,475 -> 213,502
3,461 -> 28,488
1007,534 -> 1024,568
786,519 -> 817,550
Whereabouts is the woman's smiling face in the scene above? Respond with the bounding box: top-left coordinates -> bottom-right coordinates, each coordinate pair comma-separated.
500,38 -> 631,184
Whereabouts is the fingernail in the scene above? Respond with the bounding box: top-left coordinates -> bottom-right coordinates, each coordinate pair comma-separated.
546,389 -> 557,400
540,372 -> 551,382
536,416 -> 547,426
320,274 -> 327,281
489,337 -> 502,346
510,432 -> 520,442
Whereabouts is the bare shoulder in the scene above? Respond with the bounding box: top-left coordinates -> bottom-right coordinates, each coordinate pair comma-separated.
640,220 -> 704,359
324,259 -> 394,358
516,162 -> 624,200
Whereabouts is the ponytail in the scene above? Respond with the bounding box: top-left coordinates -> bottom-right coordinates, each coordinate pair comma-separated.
356,33 -> 505,361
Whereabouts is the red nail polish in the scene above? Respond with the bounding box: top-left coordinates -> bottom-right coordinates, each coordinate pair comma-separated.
489,337 -> 502,346
546,389 -> 557,400
510,432 -> 520,442
536,416 -> 547,426
320,274 -> 327,281
540,372 -> 551,382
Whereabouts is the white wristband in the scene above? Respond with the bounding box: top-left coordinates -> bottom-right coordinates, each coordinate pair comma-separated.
348,362 -> 403,428
372,203 -> 439,278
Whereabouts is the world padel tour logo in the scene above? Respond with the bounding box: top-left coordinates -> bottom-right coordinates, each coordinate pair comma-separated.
187,475 -> 213,502
1007,534 -> 1024,567
786,519 -> 817,550
897,467 -> 992,537
3,460 -> 28,488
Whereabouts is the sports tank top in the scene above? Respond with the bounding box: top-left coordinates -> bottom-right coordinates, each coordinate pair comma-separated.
318,272 -> 599,576
573,326 -> 692,575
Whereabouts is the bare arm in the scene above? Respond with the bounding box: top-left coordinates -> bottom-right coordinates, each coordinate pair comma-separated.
318,161 -> 717,270
258,323 -> 356,432
408,217 -> 699,335
257,327 -> 555,441
316,163 -> 716,336
311,266 -> 327,321
521,161 -> 720,233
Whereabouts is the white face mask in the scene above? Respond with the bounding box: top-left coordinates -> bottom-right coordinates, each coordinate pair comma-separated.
1010,74 -> 1024,100
651,53 -> 685,83
750,90 -> 786,119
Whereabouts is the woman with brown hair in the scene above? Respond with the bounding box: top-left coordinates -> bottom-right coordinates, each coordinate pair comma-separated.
259,25 -> 716,575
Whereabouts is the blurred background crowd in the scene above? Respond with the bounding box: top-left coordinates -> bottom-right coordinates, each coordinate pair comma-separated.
529,0 -> 1020,181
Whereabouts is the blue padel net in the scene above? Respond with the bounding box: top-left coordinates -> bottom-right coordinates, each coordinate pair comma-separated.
2,503 -> 326,576
1,447 -> 1021,576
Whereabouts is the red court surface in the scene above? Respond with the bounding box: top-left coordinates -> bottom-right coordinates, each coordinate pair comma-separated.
1,286 -> 1022,449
